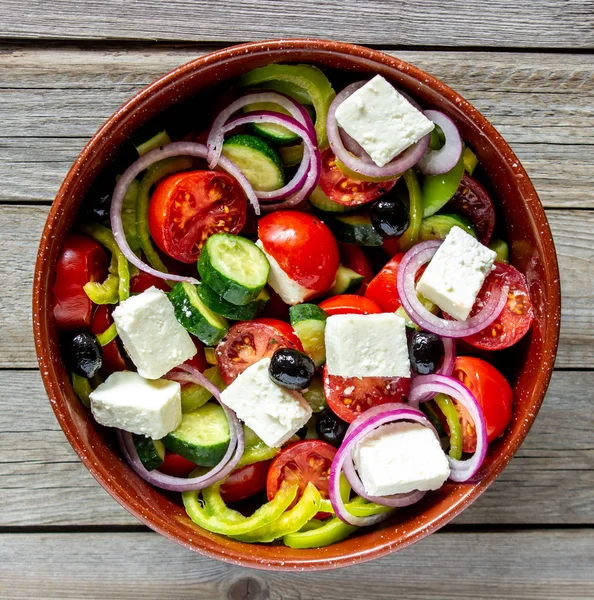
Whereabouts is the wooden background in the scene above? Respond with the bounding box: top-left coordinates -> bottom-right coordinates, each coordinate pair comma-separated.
1,1 -> 594,598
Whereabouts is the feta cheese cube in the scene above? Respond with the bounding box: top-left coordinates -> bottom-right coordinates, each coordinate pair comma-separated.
89,371 -> 182,439
416,226 -> 497,321
325,313 -> 410,378
113,286 -> 196,379
220,358 -> 312,447
335,75 -> 434,167
354,422 -> 450,496
256,239 -> 314,306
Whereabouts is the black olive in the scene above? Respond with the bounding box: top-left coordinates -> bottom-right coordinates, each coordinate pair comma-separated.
315,409 -> 349,447
268,348 -> 315,390
408,331 -> 445,375
369,196 -> 410,239
63,331 -> 103,378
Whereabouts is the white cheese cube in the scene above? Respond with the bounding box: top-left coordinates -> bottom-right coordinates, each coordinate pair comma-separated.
416,226 -> 497,321
256,239 -> 314,305
113,286 -> 196,379
335,75 -> 434,167
354,422 -> 450,496
325,313 -> 410,378
89,371 -> 182,439
220,358 -> 312,447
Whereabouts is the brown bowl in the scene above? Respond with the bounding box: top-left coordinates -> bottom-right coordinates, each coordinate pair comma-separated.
33,39 -> 561,570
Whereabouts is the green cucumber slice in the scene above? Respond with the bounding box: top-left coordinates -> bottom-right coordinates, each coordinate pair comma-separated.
302,377 -> 328,412
163,403 -> 230,467
197,234 -> 269,305
169,282 -> 228,345
329,213 -> 383,246
290,303 -> 328,367
422,152 -> 465,217
133,435 -> 165,471
419,214 -> 477,241
243,103 -> 300,145
222,135 -> 284,192
279,144 -> 304,167
309,185 -> 356,213
489,238 -> 510,263
329,264 -> 364,295
180,366 -> 226,413
197,283 -> 259,321
289,303 -> 328,325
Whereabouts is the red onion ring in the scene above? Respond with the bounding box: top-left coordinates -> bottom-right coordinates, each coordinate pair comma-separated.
437,337 -> 456,377
327,81 -> 432,178
417,110 -> 463,175
109,142 -> 260,285
396,240 -> 509,338
409,374 -> 488,482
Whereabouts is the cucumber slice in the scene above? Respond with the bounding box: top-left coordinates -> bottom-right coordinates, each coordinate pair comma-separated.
489,238 -> 510,263
198,234 -> 270,305
169,282 -> 228,345
302,376 -> 328,412
133,435 -> 165,471
243,103 -> 300,145
253,80 -> 313,105
329,264 -> 364,295
255,287 -> 270,312
163,403 -> 230,467
329,213 -> 383,246
419,214 -> 477,241
422,152 -> 465,217
204,347 -> 217,365
309,185 -> 356,213
180,366 -> 226,413
290,303 -> 328,367
197,283 -> 259,321
222,135 -> 284,192
279,144 -> 304,167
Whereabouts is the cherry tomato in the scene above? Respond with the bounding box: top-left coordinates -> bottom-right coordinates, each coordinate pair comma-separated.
319,149 -> 397,206
258,211 -> 339,293
338,242 -> 373,294
183,338 -> 207,373
451,356 -> 513,452
159,453 -> 197,478
446,174 -> 495,245
216,319 -> 302,384
323,366 -> 410,423
318,294 -> 382,316
364,253 -> 405,312
89,305 -> 128,376
220,460 -> 271,505
462,263 -> 534,351
148,170 -> 247,264
53,234 -> 108,330
266,440 -> 336,516
130,271 -> 170,294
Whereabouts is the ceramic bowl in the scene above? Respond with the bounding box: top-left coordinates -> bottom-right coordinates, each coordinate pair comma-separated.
33,39 -> 561,570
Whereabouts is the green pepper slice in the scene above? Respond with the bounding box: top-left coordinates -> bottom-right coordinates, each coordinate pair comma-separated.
283,516 -> 357,549
398,168 -> 423,251
120,178 -> 141,252
489,238 -> 510,264
463,147 -> 479,175
83,252 -> 119,304
135,130 -> 172,157
421,152 -> 465,217
96,323 -> 118,347
434,393 -> 462,460
71,372 -> 92,408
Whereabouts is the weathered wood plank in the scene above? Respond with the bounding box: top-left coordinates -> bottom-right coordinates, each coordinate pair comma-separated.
1,205 -> 588,368
1,369 -> 592,527
1,530 -> 593,597
0,0 -> 593,48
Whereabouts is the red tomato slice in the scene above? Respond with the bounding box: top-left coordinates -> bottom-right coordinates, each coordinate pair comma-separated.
130,271 -> 170,294
258,211 -> 339,293
319,149 -> 397,206
90,305 -> 128,376
216,319 -> 302,384
462,263 -> 534,351
53,234 -> 108,330
220,460 -> 271,505
159,453 -> 197,478
451,356 -> 513,452
318,294 -> 381,316
266,440 -> 336,516
364,253 -> 405,312
323,366 -> 410,423
337,242 -> 373,294
148,170 -> 247,264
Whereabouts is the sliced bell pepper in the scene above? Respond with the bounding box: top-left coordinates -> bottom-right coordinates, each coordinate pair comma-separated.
434,393 -> 463,460
421,152 -> 465,217
134,130 -> 171,157
71,372 -> 92,408
84,252 -> 119,304
463,147 -> 479,175
398,168 -> 423,251
120,178 -> 141,252
95,323 -> 118,347
283,516 -> 357,549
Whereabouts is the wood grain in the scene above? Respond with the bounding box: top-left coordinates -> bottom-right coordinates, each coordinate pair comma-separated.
1,530 -> 593,598
0,0 -> 593,48
1,369 -> 592,527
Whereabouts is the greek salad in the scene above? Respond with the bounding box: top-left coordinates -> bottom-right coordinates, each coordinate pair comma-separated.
54,64 -> 534,549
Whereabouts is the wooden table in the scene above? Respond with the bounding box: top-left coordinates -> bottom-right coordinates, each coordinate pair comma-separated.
1,1 -> 593,597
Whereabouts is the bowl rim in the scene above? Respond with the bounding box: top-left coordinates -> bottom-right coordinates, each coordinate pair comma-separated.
33,38 -> 561,570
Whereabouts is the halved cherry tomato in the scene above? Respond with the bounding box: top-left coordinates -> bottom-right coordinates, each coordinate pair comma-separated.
462,263 -> 534,351
338,242 -> 374,294
364,253 -> 405,312
53,234 -> 108,330
220,460 -> 272,505
183,338 -> 207,373
216,318 -> 302,384
258,211 -> 339,293
451,356 -> 513,452
90,305 -> 128,376
159,452 -> 197,478
266,440 -> 336,517
130,271 -> 170,294
148,170 -> 247,264
323,366 -> 410,423
319,149 -> 397,206
318,294 -> 381,316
